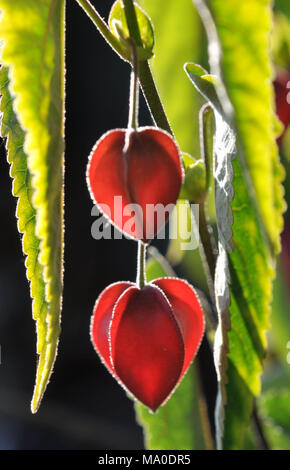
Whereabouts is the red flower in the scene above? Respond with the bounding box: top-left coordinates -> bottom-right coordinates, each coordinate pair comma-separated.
91,278 -> 205,411
87,127 -> 183,242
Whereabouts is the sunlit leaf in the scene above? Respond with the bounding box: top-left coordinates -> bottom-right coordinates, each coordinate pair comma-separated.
195,0 -> 285,254
0,0 -> 65,412
190,0 -> 285,449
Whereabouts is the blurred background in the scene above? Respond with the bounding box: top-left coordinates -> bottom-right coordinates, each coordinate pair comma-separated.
0,0 -> 289,450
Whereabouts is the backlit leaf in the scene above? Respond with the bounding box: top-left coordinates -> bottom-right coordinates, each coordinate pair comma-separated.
189,0 -> 285,449
0,0 -> 65,412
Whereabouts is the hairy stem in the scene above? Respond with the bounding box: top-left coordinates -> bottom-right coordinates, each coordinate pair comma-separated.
127,40 -> 139,131
139,61 -> 173,134
200,104 -> 215,191
75,0 -> 125,59
122,0 -> 173,134
137,242 -> 147,289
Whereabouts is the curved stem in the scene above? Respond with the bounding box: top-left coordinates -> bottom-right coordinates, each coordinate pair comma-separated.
75,0 -> 125,59
136,242 -> 147,289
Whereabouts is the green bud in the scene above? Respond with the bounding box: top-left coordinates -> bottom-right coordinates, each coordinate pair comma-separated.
179,153 -> 207,203
109,0 -> 155,61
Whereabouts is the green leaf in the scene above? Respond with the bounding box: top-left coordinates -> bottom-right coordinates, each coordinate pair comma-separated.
109,0 -> 154,60
185,64 -> 235,449
0,0 -> 65,412
197,0 -> 285,254
258,390 -> 290,449
260,390 -> 290,432
190,0 -> 286,449
185,63 -> 222,116
135,366 -> 210,450
140,0 -> 204,155
0,65 -> 49,374
134,249 -> 213,450
275,0 -> 290,17
270,264 -> 290,369
145,247 -> 176,280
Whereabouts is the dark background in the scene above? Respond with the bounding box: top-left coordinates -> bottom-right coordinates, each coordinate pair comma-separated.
0,0 -> 152,450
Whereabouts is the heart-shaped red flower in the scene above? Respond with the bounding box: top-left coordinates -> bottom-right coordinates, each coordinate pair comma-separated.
87,127 -> 183,242
90,278 -> 205,411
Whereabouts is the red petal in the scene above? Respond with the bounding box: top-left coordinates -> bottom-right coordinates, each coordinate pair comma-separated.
87,127 -> 183,242
90,281 -> 133,374
274,72 -> 290,144
110,284 -> 185,411
152,278 -> 205,381
127,128 -> 183,240
87,129 -> 143,239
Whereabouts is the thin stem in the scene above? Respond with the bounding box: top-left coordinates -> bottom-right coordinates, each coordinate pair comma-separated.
122,0 -> 143,46
192,202 -> 218,327
137,242 -> 147,289
75,0 -> 126,59
139,61 -> 173,135
122,0 -> 173,135
195,104 -> 218,322
200,104 -> 215,191
199,202 -> 217,287
127,40 -> 139,131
